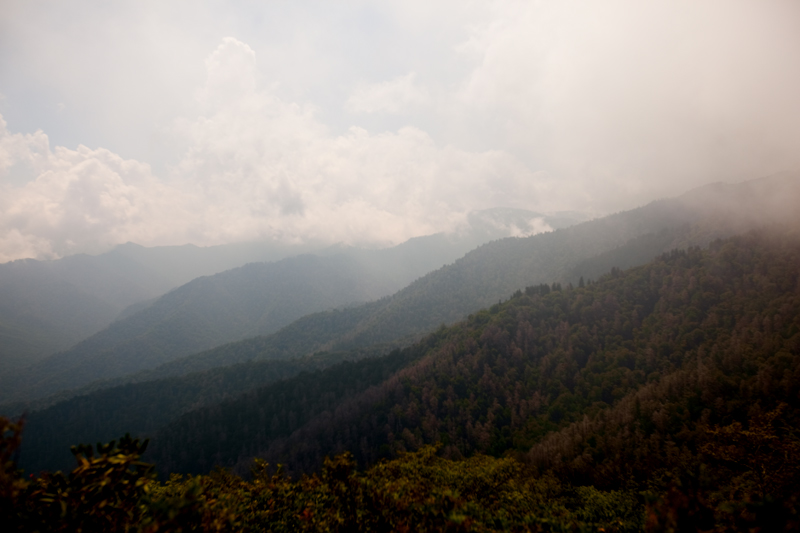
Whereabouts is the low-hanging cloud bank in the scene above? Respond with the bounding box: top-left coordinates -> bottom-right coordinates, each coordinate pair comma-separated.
1,0 -> 799,262
452,0 -> 800,204
0,38 -> 540,262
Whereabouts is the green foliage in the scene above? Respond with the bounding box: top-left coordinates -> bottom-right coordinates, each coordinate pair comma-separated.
1,428 -> 645,531
573,486 -> 641,529
0,417 -> 26,523
3,424 -> 155,532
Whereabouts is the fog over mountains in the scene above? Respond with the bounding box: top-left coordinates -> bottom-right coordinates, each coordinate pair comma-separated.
4,2 -> 800,264
5,172 -> 800,476
0,240 -> 327,375
0,208 -> 584,403
4,2 -> 800,529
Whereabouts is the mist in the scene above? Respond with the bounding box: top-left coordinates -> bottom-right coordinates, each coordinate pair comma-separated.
1,0 -> 799,262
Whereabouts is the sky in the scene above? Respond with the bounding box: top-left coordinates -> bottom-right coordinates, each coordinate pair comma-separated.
1,0 -> 799,262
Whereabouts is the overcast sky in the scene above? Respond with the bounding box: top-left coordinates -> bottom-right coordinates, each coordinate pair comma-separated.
1,0 -> 799,261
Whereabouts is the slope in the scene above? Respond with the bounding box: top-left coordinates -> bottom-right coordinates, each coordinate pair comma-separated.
11,175 -> 800,471
0,238 -> 330,377
16,222 -> 799,475
110,173 -> 800,380
0,252 -> 167,376
16,346 -> 389,474
0,253 -> 419,404
144,229 -> 800,479
1,208 -> 573,405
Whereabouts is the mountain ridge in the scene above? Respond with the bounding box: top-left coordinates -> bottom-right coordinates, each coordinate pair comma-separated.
143,229 -> 800,478
0,209 -> 581,404
6,175 -> 799,409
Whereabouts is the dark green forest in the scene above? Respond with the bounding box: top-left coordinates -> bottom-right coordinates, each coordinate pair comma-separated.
16,347 -> 388,473
3,229 -> 800,531
9,221 -> 745,474
149,231 -> 800,482
2,201 -> 719,456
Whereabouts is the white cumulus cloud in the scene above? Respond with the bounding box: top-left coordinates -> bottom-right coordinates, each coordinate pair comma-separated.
0,37 -> 540,260
0,115 -> 188,262
168,39 -> 538,246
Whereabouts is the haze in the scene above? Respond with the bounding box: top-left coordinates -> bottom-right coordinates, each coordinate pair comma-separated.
1,0 -> 799,262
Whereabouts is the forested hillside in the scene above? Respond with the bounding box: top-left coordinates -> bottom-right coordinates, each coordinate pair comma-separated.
80,175 -> 800,385
146,230 -> 800,494
0,254 -> 403,404
16,346 -> 388,474
9,176 -> 800,478
0,215 -> 723,458
7,230 -> 800,531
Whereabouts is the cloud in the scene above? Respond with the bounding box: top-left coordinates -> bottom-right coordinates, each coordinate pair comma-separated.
169,39 -> 538,246
0,37 -> 539,260
3,2 -> 800,261
0,115 -> 188,262
346,72 -> 431,114
454,0 -> 800,210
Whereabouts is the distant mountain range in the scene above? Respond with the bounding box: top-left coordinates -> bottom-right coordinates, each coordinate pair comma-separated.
90,172 -> 800,380
0,208 -> 587,403
11,172 -> 800,474
0,239 -> 326,377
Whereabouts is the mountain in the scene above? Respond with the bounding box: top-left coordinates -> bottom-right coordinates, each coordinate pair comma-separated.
0,208 -> 580,405
12,229 -> 800,532
13,174 -> 800,474
0,252 -> 167,377
15,347 -> 390,474
93,173 -> 800,380
0,239 -> 329,378
0,253 -> 413,405
105,239 -> 326,290
142,229 -> 800,480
